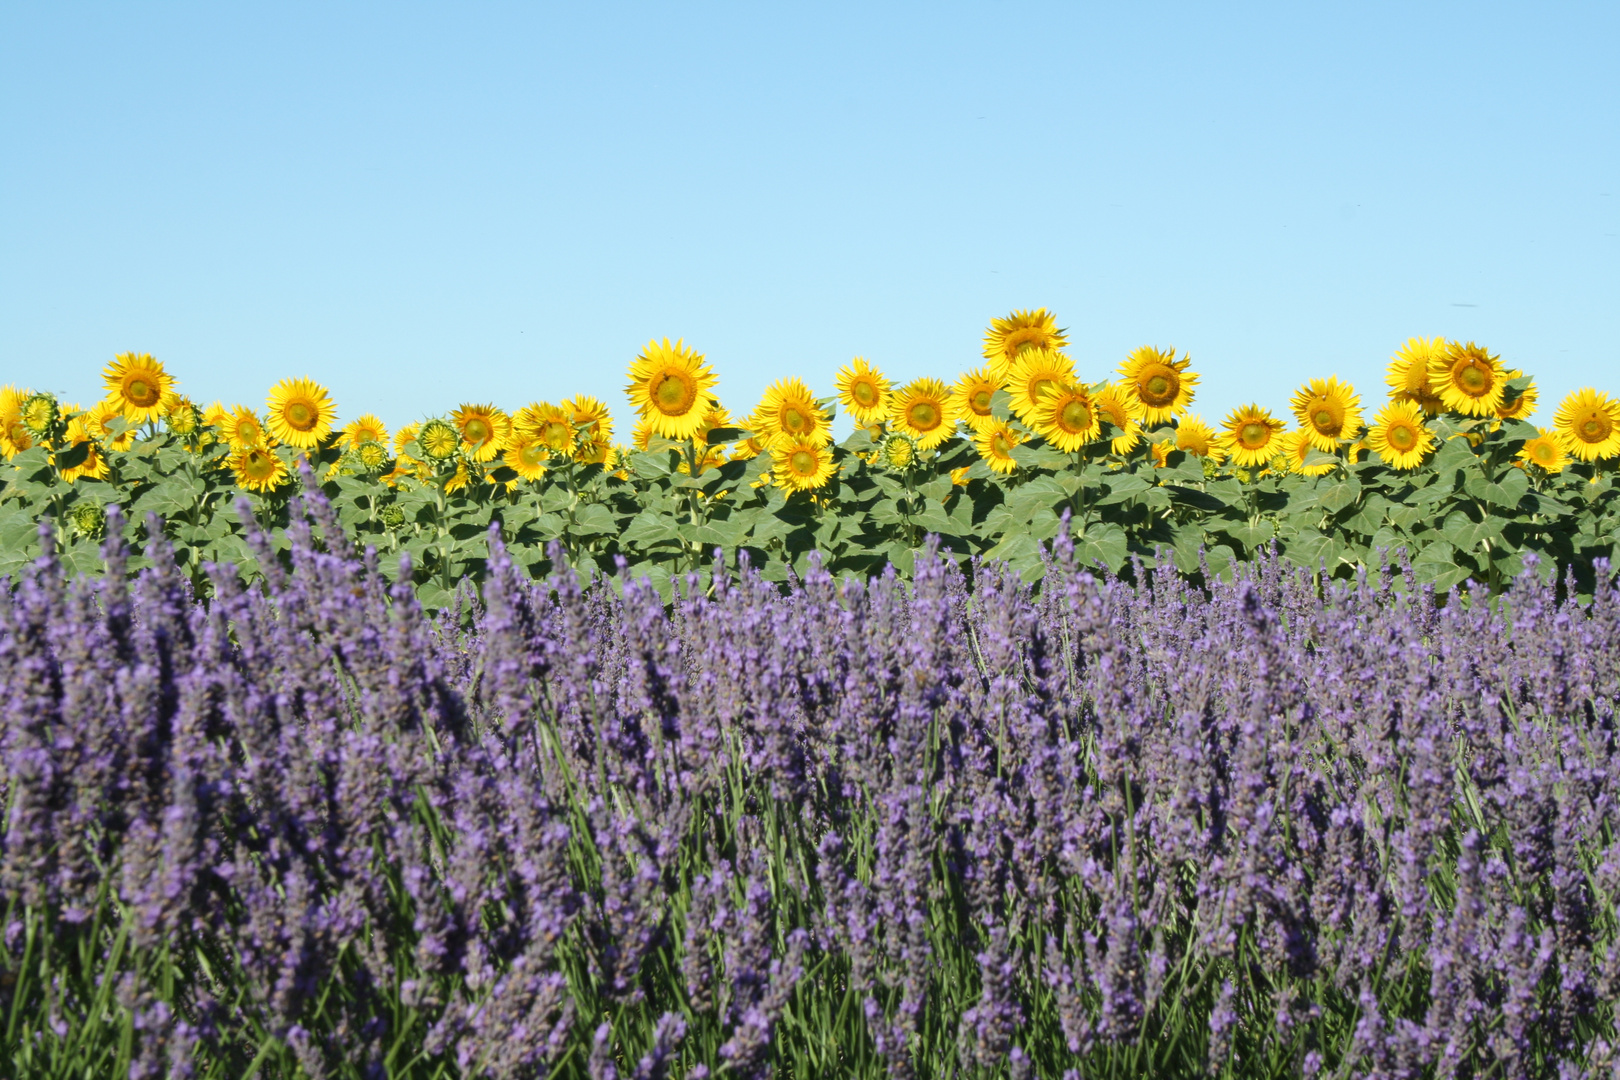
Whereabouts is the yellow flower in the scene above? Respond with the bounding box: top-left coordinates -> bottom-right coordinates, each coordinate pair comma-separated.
632,416 -> 657,452
1220,404 -> 1286,468
393,423 -> 419,457
340,414 -> 390,450
1032,384 -> 1100,453
952,367 -> 1002,435
1,385 -> 34,459
451,404 -> 512,463
563,394 -> 615,463
1386,337 -> 1448,415
444,460 -> 475,493
223,407 -> 271,451
20,392 -> 59,438
266,378 -> 336,450
1174,415 -> 1225,464
1518,429 -> 1566,474
950,465 -> 971,486
889,377 -> 956,450
983,308 -> 1068,380
1365,401 -> 1435,470
417,418 -> 462,462
1280,430 -> 1336,477
753,378 -> 829,448
1428,341 -> 1506,417
504,433 -> 549,481
354,441 -> 389,472
230,446 -> 288,492
59,416 -> 110,483
1553,387 -> 1620,461
514,402 -> 574,456
1094,385 -> 1145,455
731,434 -> 766,462
201,401 -> 230,430
1005,348 -> 1076,425
102,352 -> 174,425
84,399 -> 137,451
163,395 -> 201,436
835,358 -> 891,426
771,438 -> 836,492
1496,371 -> 1537,422
1289,377 -> 1362,452
974,420 -> 1022,473
625,337 -> 717,441
1117,346 -> 1197,426
878,432 -> 918,470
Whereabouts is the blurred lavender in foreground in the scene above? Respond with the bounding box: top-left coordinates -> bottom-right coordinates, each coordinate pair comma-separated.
2,492 -> 1620,1079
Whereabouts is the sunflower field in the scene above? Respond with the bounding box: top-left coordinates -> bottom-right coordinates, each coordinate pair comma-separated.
3,312 -> 1620,607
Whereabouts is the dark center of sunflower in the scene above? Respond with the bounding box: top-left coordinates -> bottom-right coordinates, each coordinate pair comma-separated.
287,402 -> 316,431
1389,424 -> 1416,450
790,449 -> 816,474
653,373 -> 694,413
464,419 -> 490,445
1313,409 -> 1337,432
992,433 -> 1012,455
971,389 -> 992,414
908,403 -> 939,430
1581,414 -> 1610,441
1060,400 -> 1092,431
246,451 -> 274,480
1533,443 -> 1555,464
1142,370 -> 1175,404
543,423 -> 569,449
1241,423 -> 1269,447
853,382 -> 877,407
126,378 -> 157,407
1458,364 -> 1489,395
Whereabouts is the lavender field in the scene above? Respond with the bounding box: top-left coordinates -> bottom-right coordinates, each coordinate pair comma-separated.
3,491 -> 1620,1079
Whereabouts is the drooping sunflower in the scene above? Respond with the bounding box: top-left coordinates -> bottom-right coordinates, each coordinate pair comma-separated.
1,386 -> 34,458
1117,346 -> 1197,426
983,308 -> 1068,379
625,338 -> 717,440
1386,337 -> 1448,415
952,367 -> 1002,436
754,378 -> 830,447
353,441 -> 390,472
230,446 -> 288,492
1553,388 -> 1620,461
102,352 -> 174,425
515,402 -> 575,457
974,420 -> 1022,473
416,418 -> 462,463
1032,384 -> 1101,453
1173,415 -> 1225,463
1365,401 -> 1435,470
1220,404 -> 1287,468
1518,429 -> 1566,474
1005,348 -> 1077,424
84,399 -> 137,451
340,413 -> 390,450
877,432 -> 919,471
1289,377 -> 1363,451
1496,370 -> 1537,422
563,394 -> 615,463
1428,341 -> 1506,417
889,377 -> 956,450
1280,430 -> 1336,477
223,407 -> 271,451
452,404 -> 513,463
59,417 -> 110,483
835,358 -> 891,426
771,438 -> 836,492
503,434 -> 549,481
164,395 -> 201,436
1094,385 -> 1145,455
266,378 -> 337,450
20,392 -> 59,438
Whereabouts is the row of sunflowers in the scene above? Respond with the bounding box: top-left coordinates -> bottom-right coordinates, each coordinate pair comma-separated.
3,310 -> 1618,602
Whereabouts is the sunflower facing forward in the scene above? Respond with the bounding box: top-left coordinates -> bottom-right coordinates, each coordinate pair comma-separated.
1366,401 -> 1435,470
1033,384 -> 1101,453
889,377 -> 956,450
1289,377 -> 1362,451
953,367 -> 1001,435
231,446 -> 289,492
515,402 -> 575,457
1094,385 -> 1145,455
1280,430 -> 1337,477
771,438 -> 836,492
1118,346 -> 1197,426
223,407 -> 271,451
0,386 -> 32,459
1221,404 -> 1286,468
1496,370 -> 1537,422
563,394 -> 614,463
754,378 -> 830,447
102,353 -> 174,425
835,358 -> 891,427
1005,348 -> 1077,425
340,414 -> 390,450
1518,429 -> 1567,474
266,378 -> 337,450
1428,341 -> 1506,417
974,420 -> 1021,474
983,308 -> 1069,379
84,399 -> 137,452
503,433 -> 549,481
1553,388 -> 1620,461
626,338 -> 718,441
1174,415 -> 1225,464
1386,337 -> 1448,415
452,404 -> 513,463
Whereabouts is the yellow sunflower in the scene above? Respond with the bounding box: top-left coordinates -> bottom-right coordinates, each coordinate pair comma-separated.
1496,371 -> 1537,422
878,432 -> 919,471
1365,401 -> 1435,470
1174,415 -> 1225,464
889,377 -> 956,450
102,352 -> 174,425
503,434 -> 549,481
340,413 -> 390,450
625,338 -> 717,441
563,394 -> 614,463
20,392 -> 59,438
983,308 -> 1068,380
230,446 -> 288,492
223,407 -> 271,451
1428,341 -> 1506,417
949,367 -> 1000,436
444,460 -> 475,494
201,401 -> 230,430
1117,346 -> 1197,426
416,418 -> 462,462
59,417 -> 110,483
835,358 -> 891,426
632,416 -> 657,452
754,378 -> 830,447
1386,337 -> 1448,415
1094,385 -> 1146,455
393,423 -> 420,457
1518,429 -> 1566,474
974,420 -> 1022,473
353,441 -> 389,472
731,434 -> 766,462
1,386 -> 34,459
163,395 -> 201,436
771,438 -> 836,492
1553,388 -> 1620,461
1289,377 -> 1363,451
1221,404 -> 1287,468
452,404 -> 512,463
84,399 -> 137,451
1005,348 -> 1077,424
515,402 -> 575,456
1280,430 -> 1336,477
951,466 -> 971,486
266,378 -> 337,450
692,400 -> 735,446
1033,383 -> 1101,453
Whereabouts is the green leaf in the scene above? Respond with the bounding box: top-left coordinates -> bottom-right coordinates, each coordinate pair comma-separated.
1315,478 -> 1363,515
1411,539 -> 1474,590
622,509 -> 680,547
1096,473 -> 1151,505
1283,529 -> 1340,570
1442,509 -> 1504,552
1073,522 -> 1128,572
705,426 -> 746,446
1463,466 -> 1529,510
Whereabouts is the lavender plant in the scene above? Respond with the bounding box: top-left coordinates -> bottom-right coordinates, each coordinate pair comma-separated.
3,490 -> 1620,1078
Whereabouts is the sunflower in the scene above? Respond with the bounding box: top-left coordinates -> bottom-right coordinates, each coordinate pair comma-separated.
21,392 -> 59,438
1518,429 -> 1566,474
835,358 -> 891,426
889,377 -> 956,450
223,407 -> 271,451
974,420 -> 1022,473
102,352 -> 174,425
353,441 -> 390,472
201,401 -> 230,430
1496,371 -> 1537,422
754,378 -> 830,447
340,413 -> 390,450
1280,430 -> 1336,477
1428,341 -> 1505,417
416,418 -> 462,462
1386,337 -> 1448,415
393,423 -> 419,457
1553,388 -> 1620,462
451,404 -> 512,463
692,400 -> 736,446
443,460 -> 475,494
631,416 -> 657,452
951,466 -> 971,486
625,338 -> 717,441
771,438 -> 836,492
1118,346 -> 1197,426
59,417 -> 110,483
1,386 -> 33,458
1365,401 -> 1435,470
164,395 -> 201,436
1174,415 -> 1225,463
1033,383 -> 1101,453
264,378 -> 336,450
229,446 -> 288,492
1289,377 -> 1362,451
949,367 -> 1001,435
983,308 -> 1068,379
84,399 -> 137,451
1220,404 -> 1286,468
563,394 -> 614,463
1094,385 -> 1145,455
515,402 -> 575,457
1005,348 -> 1077,424
731,434 -> 766,462
878,432 -> 919,471
503,434 -> 549,481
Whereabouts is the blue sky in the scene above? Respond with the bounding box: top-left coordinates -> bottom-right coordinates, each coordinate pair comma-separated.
2,2 -> 1615,434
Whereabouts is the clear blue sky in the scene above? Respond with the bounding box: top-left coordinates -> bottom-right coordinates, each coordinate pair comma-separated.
3,2 -> 1616,434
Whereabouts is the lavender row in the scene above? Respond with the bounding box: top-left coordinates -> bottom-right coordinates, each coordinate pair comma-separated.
3,493 -> 1620,1079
